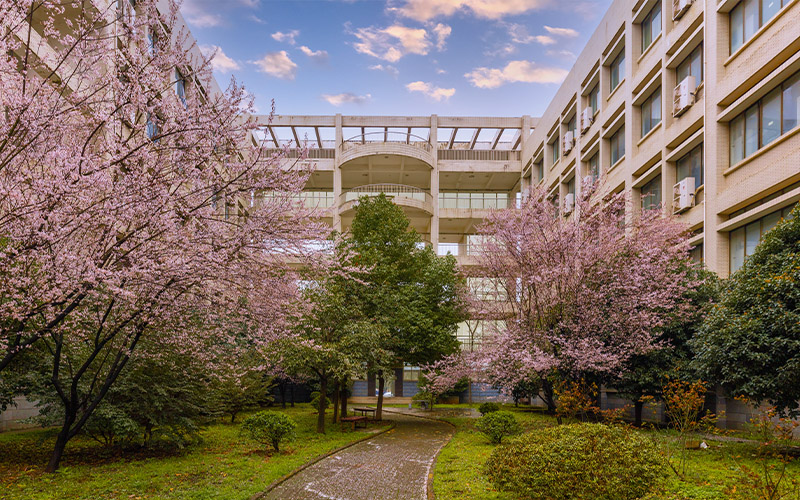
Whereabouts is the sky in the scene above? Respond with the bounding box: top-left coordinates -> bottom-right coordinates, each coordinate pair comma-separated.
181,0 -> 614,118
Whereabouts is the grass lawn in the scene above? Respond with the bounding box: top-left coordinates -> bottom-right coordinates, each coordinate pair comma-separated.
432,404 -> 800,500
0,404 -> 389,500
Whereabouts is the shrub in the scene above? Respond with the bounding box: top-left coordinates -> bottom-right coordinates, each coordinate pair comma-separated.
240,411 -> 296,452
486,423 -> 667,499
478,402 -> 500,415
475,410 -> 521,444
310,391 -> 330,412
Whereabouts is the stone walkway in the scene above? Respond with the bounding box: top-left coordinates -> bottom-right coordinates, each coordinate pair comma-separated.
262,410 -> 454,500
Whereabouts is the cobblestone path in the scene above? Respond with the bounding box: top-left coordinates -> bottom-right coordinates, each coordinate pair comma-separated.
262,411 -> 453,500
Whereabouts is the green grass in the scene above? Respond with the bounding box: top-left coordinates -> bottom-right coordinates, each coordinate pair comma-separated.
0,404 -> 390,500
432,404 -> 800,500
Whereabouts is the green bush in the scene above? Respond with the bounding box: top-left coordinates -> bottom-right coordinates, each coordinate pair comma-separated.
478,402 -> 500,415
475,410 -> 521,444
240,411 -> 296,452
486,423 -> 667,499
310,391 -> 330,412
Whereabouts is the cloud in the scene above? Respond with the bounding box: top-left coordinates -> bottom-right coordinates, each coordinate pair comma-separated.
406,81 -> 455,101
432,23 -> 452,50
271,30 -> 300,45
181,0 -> 259,27
392,0 -> 551,21
252,51 -> 298,80
464,60 -> 567,88
200,45 -> 241,73
547,49 -> 576,59
185,12 -> 223,27
369,64 -> 400,77
299,46 -> 329,63
321,93 -> 372,106
350,24 -> 433,62
248,14 -> 266,24
485,43 -> 517,57
544,25 -> 579,37
504,23 -> 556,45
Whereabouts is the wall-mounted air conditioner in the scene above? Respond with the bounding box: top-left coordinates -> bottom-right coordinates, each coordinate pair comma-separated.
564,193 -> 575,214
673,75 -> 696,117
563,131 -> 575,154
580,107 -> 593,134
673,0 -> 692,20
673,177 -> 696,213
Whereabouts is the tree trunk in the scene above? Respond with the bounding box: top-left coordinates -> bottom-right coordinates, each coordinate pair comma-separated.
468,379 -> 473,405
290,384 -> 295,407
634,400 -> 644,427
340,385 -> 348,419
279,381 -> 287,409
46,416 -> 74,473
230,412 -> 237,424
541,379 -> 557,413
331,380 -> 340,424
376,371 -> 384,421
316,376 -> 327,434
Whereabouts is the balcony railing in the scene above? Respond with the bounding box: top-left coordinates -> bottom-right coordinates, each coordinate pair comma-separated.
340,131 -> 432,153
437,149 -> 521,161
341,184 -> 431,204
264,148 -> 336,159
437,243 -> 486,257
439,193 -> 511,210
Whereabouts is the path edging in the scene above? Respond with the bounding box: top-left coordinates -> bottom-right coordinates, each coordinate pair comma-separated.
250,421 -> 396,500
382,408 -> 459,500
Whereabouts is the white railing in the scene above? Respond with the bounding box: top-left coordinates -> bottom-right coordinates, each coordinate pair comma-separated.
439,192 -> 511,210
437,243 -> 487,257
437,149 -> 521,161
340,184 -> 433,212
264,148 -> 335,159
340,131 -> 432,153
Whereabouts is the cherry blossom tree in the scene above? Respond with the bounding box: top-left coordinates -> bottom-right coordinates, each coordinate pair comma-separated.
0,0 -> 322,471
458,183 -> 695,410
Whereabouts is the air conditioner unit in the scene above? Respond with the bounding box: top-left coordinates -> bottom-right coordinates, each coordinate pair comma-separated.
563,131 -> 575,154
580,107 -> 593,134
673,177 -> 696,213
564,193 -> 575,214
673,75 -> 696,117
673,0 -> 692,20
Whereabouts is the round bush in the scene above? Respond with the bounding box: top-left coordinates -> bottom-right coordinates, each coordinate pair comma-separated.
240,411 -> 296,452
478,402 -> 500,415
486,423 -> 666,500
475,410 -> 521,444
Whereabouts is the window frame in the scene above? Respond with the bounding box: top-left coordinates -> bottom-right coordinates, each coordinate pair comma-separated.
641,2 -> 662,53
589,84 -> 599,114
729,204 -> 795,273
641,86 -> 662,137
676,143 -> 703,187
676,43 -> 703,84
641,174 -> 662,212
610,126 -> 625,165
610,50 -> 625,91
730,0 -> 790,54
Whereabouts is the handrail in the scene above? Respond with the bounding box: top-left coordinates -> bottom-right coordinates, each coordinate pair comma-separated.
340,184 -> 433,207
340,131 -> 432,153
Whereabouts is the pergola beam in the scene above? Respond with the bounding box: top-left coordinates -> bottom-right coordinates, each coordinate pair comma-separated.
291,126 -> 300,147
314,126 -> 322,148
361,127 -> 366,144
491,128 -> 504,150
512,130 -> 522,150
268,126 -> 279,148
469,128 -> 482,150
448,128 -> 458,149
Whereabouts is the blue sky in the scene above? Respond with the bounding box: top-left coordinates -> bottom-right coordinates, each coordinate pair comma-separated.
181,0 -> 613,117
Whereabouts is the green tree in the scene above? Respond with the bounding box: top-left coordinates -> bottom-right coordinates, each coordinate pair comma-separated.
692,207 -> 800,416
343,195 -> 468,419
615,266 -> 720,426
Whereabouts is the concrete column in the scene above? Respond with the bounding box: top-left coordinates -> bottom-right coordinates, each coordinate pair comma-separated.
430,114 -> 439,253
333,113 -> 343,232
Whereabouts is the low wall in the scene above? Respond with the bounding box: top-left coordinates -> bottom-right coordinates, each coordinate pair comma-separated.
0,397 -> 39,432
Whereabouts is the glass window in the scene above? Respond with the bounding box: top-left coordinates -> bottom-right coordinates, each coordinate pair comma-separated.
642,2 -> 662,52
175,69 -> 187,108
762,0 -> 780,22
536,162 -> 544,183
730,114 -> 745,165
146,113 -> 158,140
730,2 -> 744,52
730,227 -> 745,272
552,136 -> 560,163
588,153 -> 599,183
744,105 -> 759,157
730,204 -> 797,272
567,116 -> 577,136
744,0 -> 759,41
641,87 -> 662,137
610,51 -> 625,91
610,126 -> 625,165
677,44 -> 703,84
589,84 -> 599,114
783,72 -> 800,133
641,175 -> 662,211
690,244 -> 703,263
567,177 -> 575,195
761,88 -> 781,146
762,211 -> 781,233
677,144 -> 703,186
731,0 -> 786,54
745,221 -> 761,256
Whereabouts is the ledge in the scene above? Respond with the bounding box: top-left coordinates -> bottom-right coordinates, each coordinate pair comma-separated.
637,120 -> 662,147
723,126 -> 800,176
724,0 -> 798,67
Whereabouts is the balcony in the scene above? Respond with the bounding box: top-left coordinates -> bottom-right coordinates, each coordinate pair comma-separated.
339,184 -> 434,215
339,131 -> 434,166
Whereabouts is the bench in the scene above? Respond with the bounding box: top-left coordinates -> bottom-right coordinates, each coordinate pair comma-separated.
340,415 -> 368,431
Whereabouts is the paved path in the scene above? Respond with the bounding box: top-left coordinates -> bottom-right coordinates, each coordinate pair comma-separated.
262,411 -> 454,500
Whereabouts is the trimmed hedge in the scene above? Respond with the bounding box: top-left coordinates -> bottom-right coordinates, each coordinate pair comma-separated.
486,423 -> 666,499
478,402 -> 500,415
475,410 -> 521,444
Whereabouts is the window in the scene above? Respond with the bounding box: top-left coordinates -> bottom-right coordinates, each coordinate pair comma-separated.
567,177 -> 575,196
535,161 -> 544,183
147,26 -> 157,56
641,87 -> 662,137
690,244 -> 703,263
677,144 -> 703,186
730,0 -> 789,53
642,2 -> 662,52
610,126 -> 625,165
551,136 -> 560,164
146,113 -> 159,141
588,153 -> 599,183
610,50 -> 625,91
589,84 -> 599,114
567,115 -> 577,137
677,43 -> 703,84
175,68 -> 187,108
641,175 -> 662,211
729,70 -> 800,166
729,205 -> 795,272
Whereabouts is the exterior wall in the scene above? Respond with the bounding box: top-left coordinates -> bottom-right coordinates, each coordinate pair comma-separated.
0,397 -> 39,432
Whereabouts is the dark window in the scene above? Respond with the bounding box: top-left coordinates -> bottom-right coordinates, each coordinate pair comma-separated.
677,43 -> 703,84
610,126 -> 625,165
641,87 -> 662,137
677,144 -> 703,186
610,50 -> 625,91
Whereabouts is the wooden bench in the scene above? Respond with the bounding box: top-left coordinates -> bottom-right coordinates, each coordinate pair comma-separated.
340,415 -> 368,431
